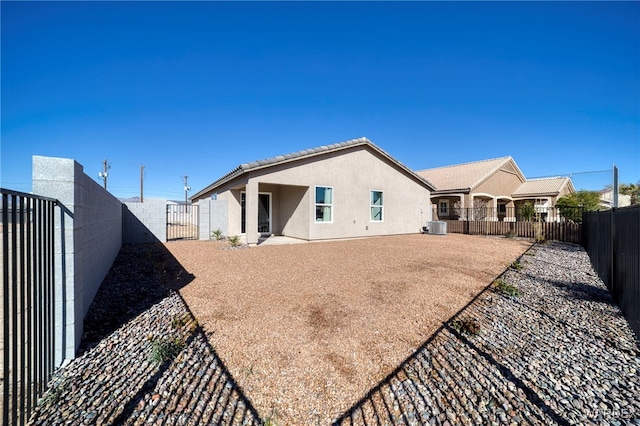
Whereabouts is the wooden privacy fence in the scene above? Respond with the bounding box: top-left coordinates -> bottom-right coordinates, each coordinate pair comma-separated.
442,219 -> 582,243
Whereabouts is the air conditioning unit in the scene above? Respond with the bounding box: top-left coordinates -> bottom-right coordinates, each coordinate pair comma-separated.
428,221 -> 447,235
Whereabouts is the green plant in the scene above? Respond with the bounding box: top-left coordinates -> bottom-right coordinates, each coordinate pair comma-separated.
171,313 -> 190,329
228,235 -> 241,247
504,230 -> 516,239
556,190 -> 603,222
451,317 -> 480,336
493,279 -> 521,297
41,378 -> 70,405
211,229 -> 224,241
534,233 -> 546,244
264,408 -> 279,426
510,260 -> 523,271
148,337 -> 185,365
521,202 -> 535,222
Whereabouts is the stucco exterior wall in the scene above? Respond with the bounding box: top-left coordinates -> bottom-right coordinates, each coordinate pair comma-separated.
555,184 -> 573,205
193,145 -> 432,242
473,164 -> 524,198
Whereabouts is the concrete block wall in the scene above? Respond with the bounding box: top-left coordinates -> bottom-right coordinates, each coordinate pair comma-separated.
32,155 -> 122,364
199,199 -> 228,240
124,198 -> 167,243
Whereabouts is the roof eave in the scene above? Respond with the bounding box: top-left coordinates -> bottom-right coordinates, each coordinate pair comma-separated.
190,166 -> 245,200
191,137 -> 436,199
512,192 -> 559,198
431,188 -> 471,195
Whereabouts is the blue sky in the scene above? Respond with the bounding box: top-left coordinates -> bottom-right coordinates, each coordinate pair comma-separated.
2,1 -> 638,200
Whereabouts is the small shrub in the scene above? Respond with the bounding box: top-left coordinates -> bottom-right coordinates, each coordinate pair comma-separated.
504,231 -> 516,239
171,313 -> 190,329
493,279 -> 520,297
521,202 -> 535,221
228,235 -> 241,247
41,378 -> 70,405
510,260 -> 523,271
264,409 -> 279,426
451,317 -> 481,336
148,337 -> 185,365
211,229 -> 224,241
535,234 -> 546,244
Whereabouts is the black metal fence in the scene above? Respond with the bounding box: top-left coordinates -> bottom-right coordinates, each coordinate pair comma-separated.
436,206 -> 583,243
582,205 -> 640,340
1,188 -> 59,425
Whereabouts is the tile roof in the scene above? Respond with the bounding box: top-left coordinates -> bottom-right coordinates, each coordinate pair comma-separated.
191,137 -> 435,199
512,177 -> 573,197
415,156 -> 518,192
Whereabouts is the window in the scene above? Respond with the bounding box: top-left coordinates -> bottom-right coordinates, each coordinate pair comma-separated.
371,190 -> 383,221
439,200 -> 449,216
315,186 -> 333,222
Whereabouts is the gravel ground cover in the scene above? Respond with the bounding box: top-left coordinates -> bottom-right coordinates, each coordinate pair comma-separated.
333,241 -> 640,425
169,233 -> 531,424
28,236 -> 639,425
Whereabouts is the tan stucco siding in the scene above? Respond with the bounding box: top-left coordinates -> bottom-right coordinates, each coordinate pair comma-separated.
246,146 -> 430,240
193,145 -> 431,242
553,184 -> 573,206
474,167 -> 524,197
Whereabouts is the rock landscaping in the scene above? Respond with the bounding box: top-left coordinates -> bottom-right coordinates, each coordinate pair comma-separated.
28,238 -> 640,425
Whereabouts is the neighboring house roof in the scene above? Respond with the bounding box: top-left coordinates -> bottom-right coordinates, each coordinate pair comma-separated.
599,188 -> 632,208
512,177 -> 574,197
415,156 -> 525,193
191,137 -> 435,200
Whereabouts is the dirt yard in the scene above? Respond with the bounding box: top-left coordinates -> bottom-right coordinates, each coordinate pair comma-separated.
166,233 -> 531,425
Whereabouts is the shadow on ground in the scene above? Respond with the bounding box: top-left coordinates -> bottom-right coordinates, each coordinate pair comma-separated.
332,250 -> 563,425
332,243 -> 640,425
29,243 -> 262,425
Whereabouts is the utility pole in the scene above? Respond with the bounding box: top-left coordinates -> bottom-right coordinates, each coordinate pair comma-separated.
183,175 -> 190,212
140,165 -> 145,203
98,160 -> 110,190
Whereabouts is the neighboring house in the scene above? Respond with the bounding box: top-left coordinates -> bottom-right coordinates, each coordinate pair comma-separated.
599,188 -> 631,208
191,137 -> 435,245
511,177 -> 575,221
416,156 -> 575,222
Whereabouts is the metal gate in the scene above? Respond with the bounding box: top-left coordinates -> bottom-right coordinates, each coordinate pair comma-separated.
2,188 -> 59,426
166,204 -> 199,241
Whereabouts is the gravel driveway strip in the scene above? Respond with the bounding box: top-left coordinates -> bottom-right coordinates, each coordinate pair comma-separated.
28,235 -> 639,425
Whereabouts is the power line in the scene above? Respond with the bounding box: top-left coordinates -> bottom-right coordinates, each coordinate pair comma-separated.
529,168 -> 612,180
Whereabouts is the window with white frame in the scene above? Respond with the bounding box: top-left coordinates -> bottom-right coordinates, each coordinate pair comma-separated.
439,200 -> 449,216
371,190 -> 383,221
315,186 -> 333,222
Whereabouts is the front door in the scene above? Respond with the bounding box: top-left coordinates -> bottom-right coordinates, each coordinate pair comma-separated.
241,192 -> 271,234
258,193 -> 271,233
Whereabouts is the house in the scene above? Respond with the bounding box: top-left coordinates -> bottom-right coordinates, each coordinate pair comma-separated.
599,188 -> 631,208
416,156 -> 575,222
511,177 -> 575,220
190,137 -> 435,245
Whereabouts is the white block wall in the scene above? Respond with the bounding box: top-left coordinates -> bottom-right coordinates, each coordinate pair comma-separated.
123,199 -> 167,243
32,155 -> 122,364
198,199 -> 228,240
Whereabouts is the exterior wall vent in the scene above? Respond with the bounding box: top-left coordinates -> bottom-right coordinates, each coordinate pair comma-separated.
428,221 -> 447,235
